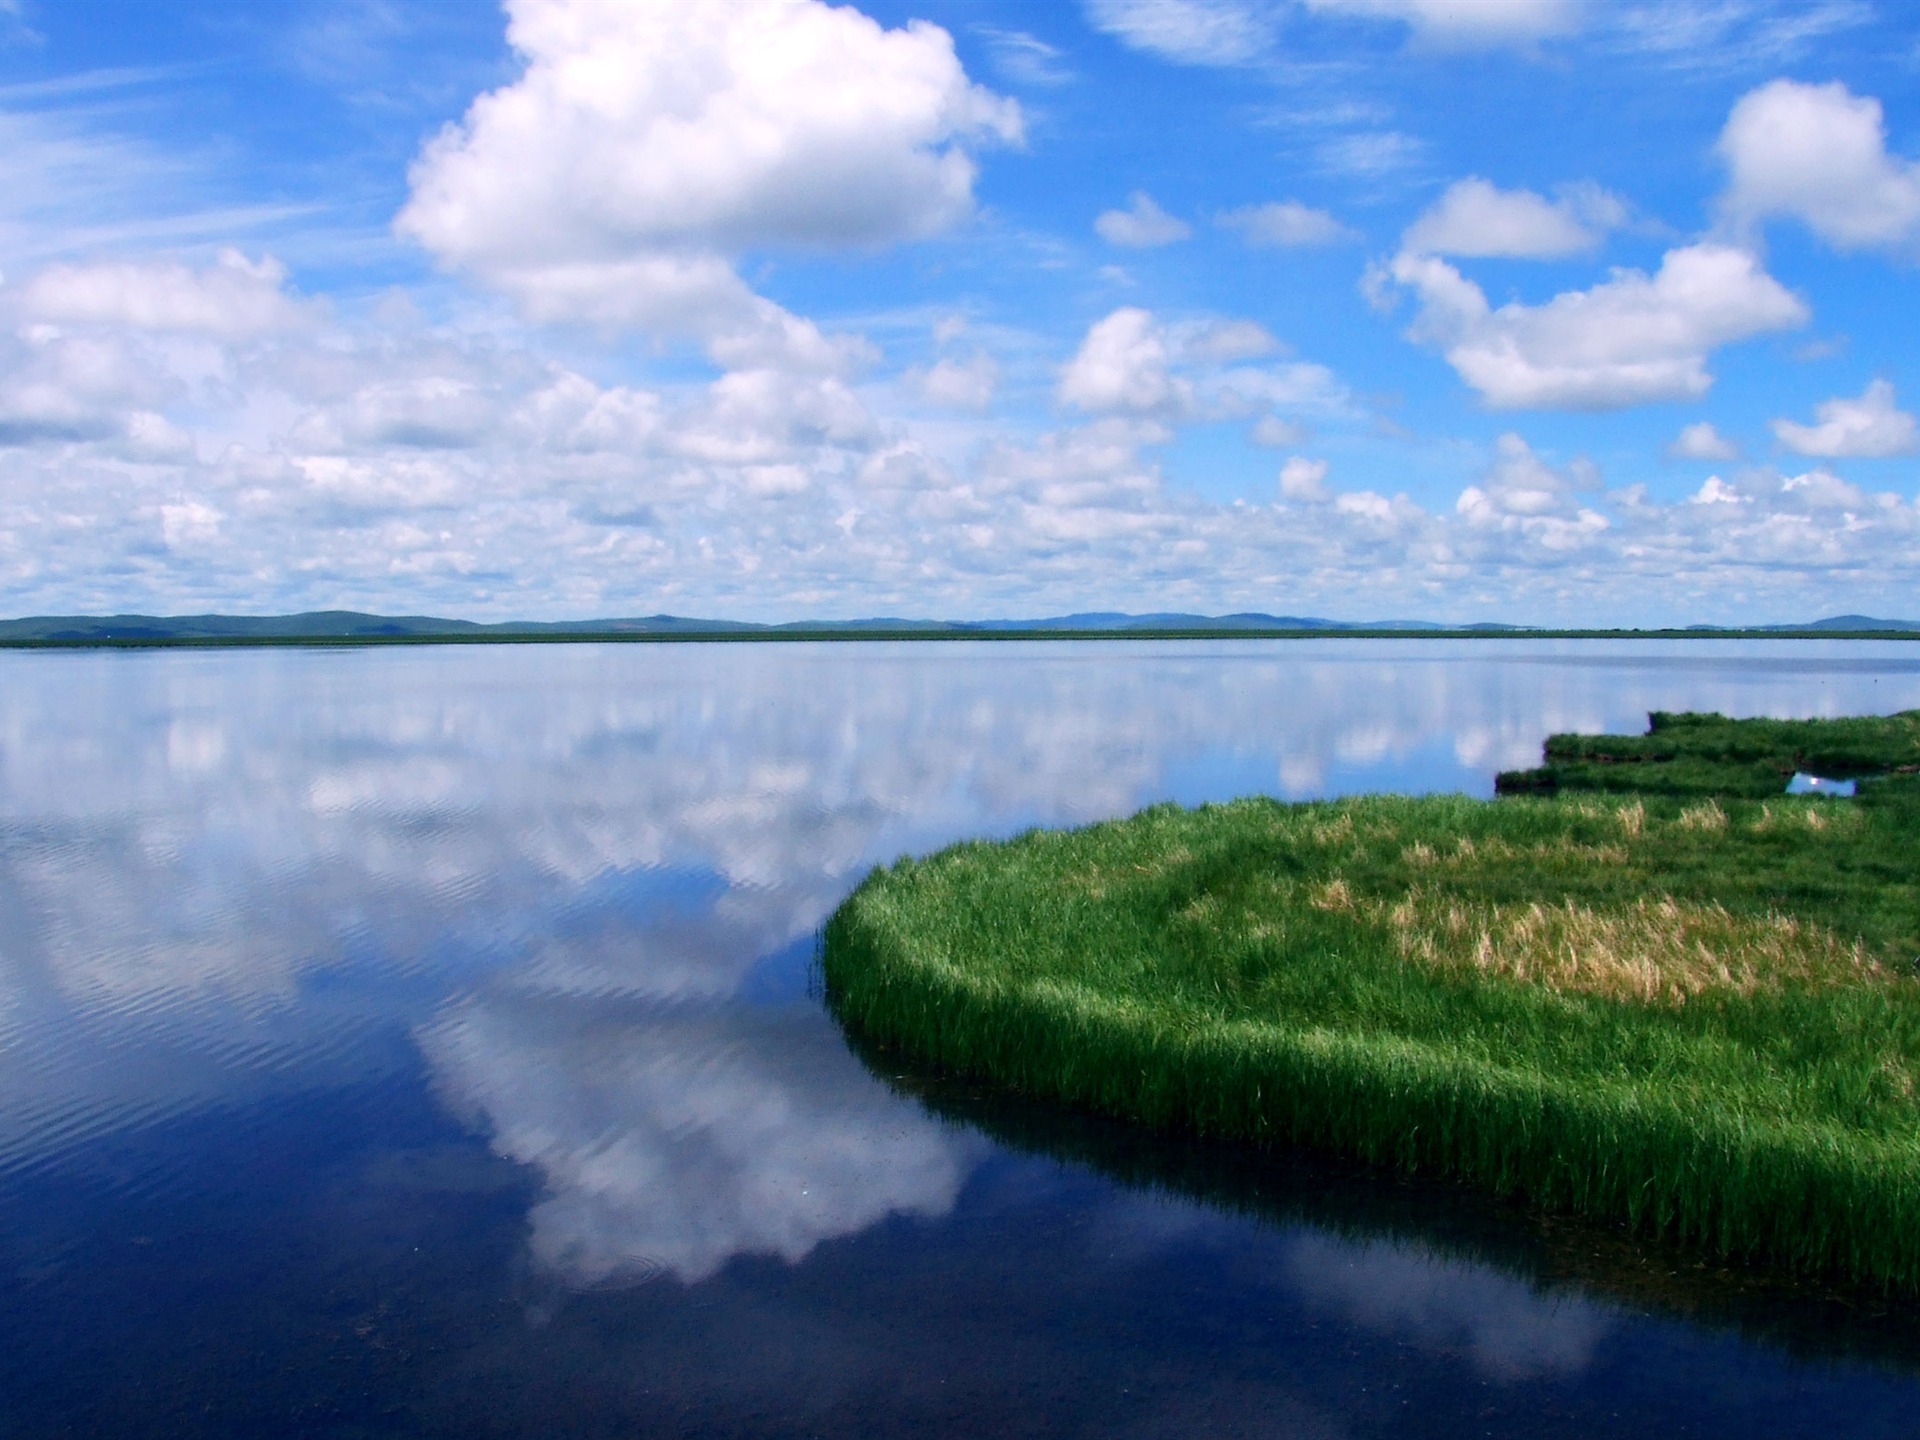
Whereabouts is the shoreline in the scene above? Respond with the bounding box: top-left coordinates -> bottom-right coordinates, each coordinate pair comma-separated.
5,626 -> 1920,651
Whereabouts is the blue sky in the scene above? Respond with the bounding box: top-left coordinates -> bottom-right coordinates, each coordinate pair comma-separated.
0,0 -> 1916,623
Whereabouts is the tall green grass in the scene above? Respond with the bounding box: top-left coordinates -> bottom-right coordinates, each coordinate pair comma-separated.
824,713 -> 1920,1289
1498,707 -> 1920,797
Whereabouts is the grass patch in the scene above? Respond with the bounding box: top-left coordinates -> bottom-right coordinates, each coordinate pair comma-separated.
823,711 -> 1920,1289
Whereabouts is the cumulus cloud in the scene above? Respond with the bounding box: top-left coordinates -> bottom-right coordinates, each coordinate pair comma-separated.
1303,0 -> 1581,45
1218,200 -> 1356,247
1668,420 -> 1740,461
17,250 -> 311,337
1719,79 -> 1920,254
1455,432 -> 1599,531
1378,243 -> 1807,410
0,241 -> 1910,632
1057,309 -> 1346,422
1251,414 -> 1308,447
1687,464 -> 1883,519
914,352 -> 1000,409
1058,307 -> 1188,415
1279,455 -> 1331,502
1401,178 -> 1625,259
1771,379 -> 1918,458
1447,432 -> 1612,568
0,327 -> 179,446
398,0 -> 1019,350
1095,191 -> 1192,247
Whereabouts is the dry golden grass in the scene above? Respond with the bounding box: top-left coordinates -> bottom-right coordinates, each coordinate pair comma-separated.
1310,814 -> 1354,846
1378,891 -> 1881,1005
1678,801 -> 1728,832
1301,857 -> 1880,1006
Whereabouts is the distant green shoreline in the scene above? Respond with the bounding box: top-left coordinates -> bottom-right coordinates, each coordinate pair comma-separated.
824,710 -> 1920,1289
6,625 -> 1920,650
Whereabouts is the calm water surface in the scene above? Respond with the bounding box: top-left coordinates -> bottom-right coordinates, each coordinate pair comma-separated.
3,639 -> 1920,1437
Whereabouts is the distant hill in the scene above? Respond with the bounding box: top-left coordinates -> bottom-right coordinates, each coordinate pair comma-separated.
0,611 -> 763,641
1793,615 -> 1920,632
0,610 -> 1914,643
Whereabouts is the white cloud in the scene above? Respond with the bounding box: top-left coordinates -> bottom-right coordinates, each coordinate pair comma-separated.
1668,420 -> 1740,461
1445,435 -> 1612,564
976,26 -> 1075,86
1056,309 -> 1344,423
914,352 -> 1000,409
123,409 -> 196,462
1059,307 -> 1188,414
397,0 -> 1020,346
1095,191 -> 1192,248
1303,0 -> 1581,45
1279,455 -> 1331,502
1613,3 -> 1874,74
1203,359 -> 1349,418
1178,318 -> 1279,362
1457,432 -> 1592,519
317,376 -> 505,452
4,300 -> 1916,622
1080,0 -> 1273,64
0,326 -> 178,446
1085,0 -> 1580,58
0,243 -> 1910,629
1690,474 -> 1743,505
1218,200 -> 1356,247
1688,465 -> 1879,516
1380,243 -> 1807,410
1718,79 -> 1920,254
1251,414 -> 1308,447
1771,379 -> 1918,458
1780,466 -> 1874,510
159,497 -> 222,548
1401,178 -> 1624,260
15,250 -> 308,338
1319,130 -> 1424,176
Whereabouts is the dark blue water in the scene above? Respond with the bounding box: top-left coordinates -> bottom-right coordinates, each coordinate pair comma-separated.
3,639 -> 1919,1438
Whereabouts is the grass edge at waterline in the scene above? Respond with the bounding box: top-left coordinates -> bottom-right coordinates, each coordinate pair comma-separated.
821,725 -> 1920,1290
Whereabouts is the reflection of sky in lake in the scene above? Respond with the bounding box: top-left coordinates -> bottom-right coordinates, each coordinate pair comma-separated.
3,640 -> 1920,1436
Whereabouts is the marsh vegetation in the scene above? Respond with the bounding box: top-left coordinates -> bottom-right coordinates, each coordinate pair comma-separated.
825,711 -> 1920,1288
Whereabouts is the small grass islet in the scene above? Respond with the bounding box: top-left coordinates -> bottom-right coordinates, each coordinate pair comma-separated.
823,710 -> 1920,1289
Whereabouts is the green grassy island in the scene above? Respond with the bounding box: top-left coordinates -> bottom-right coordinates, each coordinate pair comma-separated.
823,711 -> 1920,1289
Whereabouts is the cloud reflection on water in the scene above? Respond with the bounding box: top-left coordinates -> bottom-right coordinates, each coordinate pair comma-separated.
421,994 -> 979,1285
1284,1232 -> 1617,1380
3,640 -> 1919,1298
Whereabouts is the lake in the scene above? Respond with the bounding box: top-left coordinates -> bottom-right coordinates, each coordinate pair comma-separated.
3,639 -> 1919,1438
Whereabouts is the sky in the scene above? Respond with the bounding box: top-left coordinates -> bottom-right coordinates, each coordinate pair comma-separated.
0,0 -> 1917,625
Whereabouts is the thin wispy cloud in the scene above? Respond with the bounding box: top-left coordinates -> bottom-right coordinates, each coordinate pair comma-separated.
975,26 -> 1076,86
